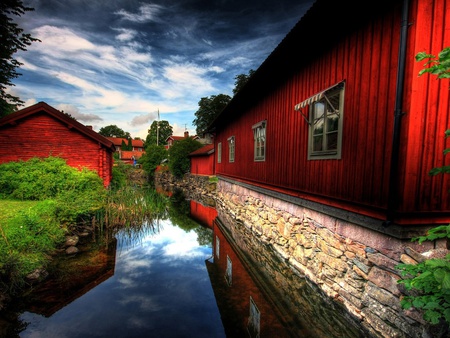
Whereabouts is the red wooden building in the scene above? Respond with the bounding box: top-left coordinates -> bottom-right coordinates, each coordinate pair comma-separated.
107,137 -> 145,165
209,0 -> 450,232
0,102 -> 115,187
189,143 -> 215,175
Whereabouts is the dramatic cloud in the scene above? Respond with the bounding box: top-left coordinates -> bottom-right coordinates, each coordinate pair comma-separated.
13,0 -> 314,139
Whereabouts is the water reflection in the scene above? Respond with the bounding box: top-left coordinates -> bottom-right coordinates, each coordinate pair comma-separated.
0,189 -> 372,338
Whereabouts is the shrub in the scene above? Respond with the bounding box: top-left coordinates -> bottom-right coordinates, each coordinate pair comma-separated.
168,138 -> 203,178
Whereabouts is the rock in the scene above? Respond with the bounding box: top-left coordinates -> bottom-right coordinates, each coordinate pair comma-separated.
26,268 -> 48,282
65,235 -> 79,247
66,246 -> 79,255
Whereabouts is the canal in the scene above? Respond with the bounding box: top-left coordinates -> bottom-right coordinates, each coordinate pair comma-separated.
0,191 -> 372,337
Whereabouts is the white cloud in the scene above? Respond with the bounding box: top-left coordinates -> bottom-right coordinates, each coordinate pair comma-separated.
31,25 -> 95,52
130,112 -> 157,127
114,28 -> 137,42
115,4 -> 162,23
56,103 -> 103,122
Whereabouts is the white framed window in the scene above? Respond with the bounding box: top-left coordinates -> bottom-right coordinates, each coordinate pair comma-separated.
217,142 -> 222,163
295,81 -> 345,160
252,120 -> 266,161
225,255 -> 232,286
215,236 -> 220,259
228,136 -> 235,163
247,296 -> 261,338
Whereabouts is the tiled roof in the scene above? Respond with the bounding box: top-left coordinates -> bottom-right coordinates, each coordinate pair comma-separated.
107,137 -> 144,148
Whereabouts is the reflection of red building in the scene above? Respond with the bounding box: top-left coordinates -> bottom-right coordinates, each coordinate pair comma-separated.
189,200 -> 217,228
23,238 -> 117,317
206,219 -> 306,338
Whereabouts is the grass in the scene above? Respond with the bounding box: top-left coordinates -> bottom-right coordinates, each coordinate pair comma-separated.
0,199 -> 67,293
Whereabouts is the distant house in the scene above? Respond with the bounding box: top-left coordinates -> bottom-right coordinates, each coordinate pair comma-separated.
107,137 -> 145,165
189,143 -> 214,175
0,101 -> 115,186
165,131 -> 199,150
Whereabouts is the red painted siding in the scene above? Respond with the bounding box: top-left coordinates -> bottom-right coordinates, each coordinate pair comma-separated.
212,0 -> 450,226
190,200 -> 217,228
0,103 -> 114,186
191,155 -> 214,175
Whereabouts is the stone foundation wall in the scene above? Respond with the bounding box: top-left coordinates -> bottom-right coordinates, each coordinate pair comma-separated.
216,179 -> 449,338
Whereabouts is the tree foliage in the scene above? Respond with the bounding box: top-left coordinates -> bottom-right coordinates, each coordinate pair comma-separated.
396,48 -> 450,325
233,69 -> 255,95
145,120 -> 172,146
192,94 -> 231,135
0,0 -> 40,116
168,137 -> 203,178
416,47 -> 450,79
140,144 -> 167,178
98,124 -> 130,139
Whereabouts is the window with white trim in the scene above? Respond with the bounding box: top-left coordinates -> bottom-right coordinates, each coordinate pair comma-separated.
252,121 -> 266,161
225,255 -> 232,286
247,296 -> 261,338
215,236 -> 220,259
217,142 -> 222,163
228,136 -> 235,163
295,82 -> 345,160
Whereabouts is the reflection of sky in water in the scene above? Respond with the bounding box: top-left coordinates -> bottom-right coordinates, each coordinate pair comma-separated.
19,220 -> 225,338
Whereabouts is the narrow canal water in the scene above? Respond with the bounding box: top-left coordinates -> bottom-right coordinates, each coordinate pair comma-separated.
1,192 -> 371,338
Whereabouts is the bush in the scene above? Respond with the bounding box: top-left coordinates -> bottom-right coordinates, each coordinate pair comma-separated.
140,144 -> 167,179
168,138 -> 203,178
0,157 -> 104,201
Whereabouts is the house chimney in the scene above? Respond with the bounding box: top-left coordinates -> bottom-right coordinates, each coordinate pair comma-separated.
86,125 -> 93,130
184,131 -> 189,138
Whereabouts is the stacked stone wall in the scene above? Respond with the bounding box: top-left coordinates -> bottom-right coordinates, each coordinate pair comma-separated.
154,171 -> 449,337
216,179 -> 449,338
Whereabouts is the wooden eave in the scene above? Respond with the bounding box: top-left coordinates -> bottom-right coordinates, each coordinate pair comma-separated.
0,101 -> 115,152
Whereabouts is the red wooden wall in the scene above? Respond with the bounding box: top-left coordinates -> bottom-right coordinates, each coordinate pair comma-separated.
190,155 -> 214,175
212,0 -> 450,226
0,106 -> 114,187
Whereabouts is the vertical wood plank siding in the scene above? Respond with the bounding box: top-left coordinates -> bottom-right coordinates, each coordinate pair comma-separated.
0,113 -> 112,186
214,0 -> 450,224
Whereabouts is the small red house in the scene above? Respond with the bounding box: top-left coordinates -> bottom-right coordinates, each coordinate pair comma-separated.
210,0 -> 450,230
165,131 -> 199,150
0,102 -> 115,186
189,143 -> 214,175
107,137 -> 145,165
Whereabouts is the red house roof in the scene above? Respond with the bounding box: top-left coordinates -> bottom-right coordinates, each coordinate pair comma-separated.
107,137 -> 144,148
0,102 -> 114,150
189,144 -> 214,157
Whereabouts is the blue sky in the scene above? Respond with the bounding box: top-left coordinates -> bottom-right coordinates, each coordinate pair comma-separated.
11,0 -> 314,139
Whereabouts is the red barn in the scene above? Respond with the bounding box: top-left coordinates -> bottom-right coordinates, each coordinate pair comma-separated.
210,0 -> 450,231
189,143 -> 214,175
0,102 -> 115,187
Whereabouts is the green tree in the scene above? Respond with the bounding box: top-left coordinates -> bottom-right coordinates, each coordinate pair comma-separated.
0,0 -> 40,117
98,125 -> 130,139
120,139 -> 132,151
193,94 -> 231,135
145,120 -> 172,146
168,137 -> 203,178
233,69 -> 255,95
140,144 -> 167,179
396,47 -> 450,325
